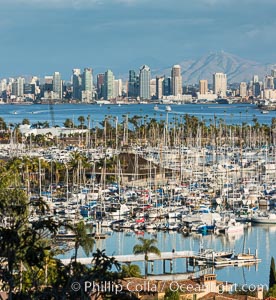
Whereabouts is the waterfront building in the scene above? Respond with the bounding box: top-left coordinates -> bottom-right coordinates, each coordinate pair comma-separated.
24,83 -> 35,96
128,70 -> 139,98
239,82 -> 247,98
0,79 -> 7,97
150,79 -> 156,98
264,75 -> 274,90
81,68 -> 93,102
253,81 -> 262,97
72,68 -> 82,100
103,69 -> 114,100
156,76 -> 164,99
17,77 -> 25,97
82,68 -> 93,92
199,79 -> 208,95
213,72 -> 227,97
97,73 -> 104,99
139,65 -> 151,100
113,79 -> 122,97
263,89 -> 276,100
53,72 -> 62,99
11,77 -> 25,97
163,77 -> 171,96
171,65 -> 182,96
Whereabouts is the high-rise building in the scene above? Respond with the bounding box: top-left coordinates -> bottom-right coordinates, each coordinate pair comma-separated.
163,77 -> 171,96
264,75 -> 274,89
81,68 -> 93,102
253,82 -> 261,97
150,79 -> 156,98
0,79 -> 7,96
103,69 -> 114,100
252,75 -> 259,83
72,69 -> 82,100
113,79 -> 122,97
82,68 -> 93,92
199,80 -> 208,95
128,70 -> 139,98
239,82 -> 247,98
156,76 -> 164,99
97,73 -> 104,99
171,65 -> 182,96
24,83 -> 35,95
213,73 -> 227,97
11,77 -> 25,97
53,72 -> 62,99
271,69 -> 276,77
139,65 -> 151,100
17,77 -> 25,97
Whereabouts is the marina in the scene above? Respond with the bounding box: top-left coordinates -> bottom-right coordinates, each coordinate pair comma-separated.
0,103 -> 275,288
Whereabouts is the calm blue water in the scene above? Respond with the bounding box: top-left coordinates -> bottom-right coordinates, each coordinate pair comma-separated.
0,103 -> 275,127
69,224 -> 273,287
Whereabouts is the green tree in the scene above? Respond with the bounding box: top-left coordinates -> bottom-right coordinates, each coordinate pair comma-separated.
268,285 -> 276,297
164,288 -> 180,300
22,118 -> 30,125
133,238 -> 160,278
70,221 -> 95,263
270,257 -> 276,288
121,264 -> 141,278
64,118 -> 74,128
0,188 -> 59,299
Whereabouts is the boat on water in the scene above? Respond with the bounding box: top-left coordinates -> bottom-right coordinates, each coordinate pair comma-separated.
199,248 -> 233,259
234,253 -> 256,260
154,105 -> 159,111
216,98 -> 230,104
215,218 -> 244,234
251,212 -> 276,224
261,110 -> 269,114
11,101 -> 33,105
165,105 -> 172,112
12,111 -> 18,115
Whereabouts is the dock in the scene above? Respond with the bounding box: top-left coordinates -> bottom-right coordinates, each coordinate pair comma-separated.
60,250 -> 261,270
60,250 -> 195,265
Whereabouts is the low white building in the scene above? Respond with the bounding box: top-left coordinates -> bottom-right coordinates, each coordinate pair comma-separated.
19,124 -> 88,137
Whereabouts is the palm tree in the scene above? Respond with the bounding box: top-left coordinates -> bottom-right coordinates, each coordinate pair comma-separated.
71,221 -> 94,263
121,264 -> 141,278
133,237 -> 160,278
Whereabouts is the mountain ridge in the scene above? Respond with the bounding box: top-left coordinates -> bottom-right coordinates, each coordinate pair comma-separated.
152,51 -> 274,84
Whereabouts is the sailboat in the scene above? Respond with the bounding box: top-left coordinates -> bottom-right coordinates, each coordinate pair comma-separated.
234,227 -> 255,260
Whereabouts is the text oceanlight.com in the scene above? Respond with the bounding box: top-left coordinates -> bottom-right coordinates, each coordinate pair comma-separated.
71,280 -> 268,294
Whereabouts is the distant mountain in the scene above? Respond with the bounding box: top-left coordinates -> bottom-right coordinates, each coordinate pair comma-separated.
154,51 -> 273,84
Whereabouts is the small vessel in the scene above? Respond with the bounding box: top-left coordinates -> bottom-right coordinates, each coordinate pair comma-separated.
261,110 -> 269,114
251,212 -> 276,224
234,253 -> 256,260
12,111 -> 18,115
165,105 -> 172,112
154,105 -> 159,111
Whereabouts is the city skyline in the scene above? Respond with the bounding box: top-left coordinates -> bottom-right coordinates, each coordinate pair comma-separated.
1,0 -> 276,78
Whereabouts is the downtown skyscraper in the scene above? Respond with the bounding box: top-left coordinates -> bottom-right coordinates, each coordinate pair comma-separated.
213,73 -> 227,97
53,72 -> 62,99
81,68 -> 93,102
103,69 -> 114,100
171,65 -> 182,96
139,65 -> 151,100
72,69 -> 82,100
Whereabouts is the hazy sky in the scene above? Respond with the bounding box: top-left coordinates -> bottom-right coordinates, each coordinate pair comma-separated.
1,0 -> 276,78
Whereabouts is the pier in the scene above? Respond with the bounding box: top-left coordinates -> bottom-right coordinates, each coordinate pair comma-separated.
60,250 -> 261,271
60,250 -> 195,265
